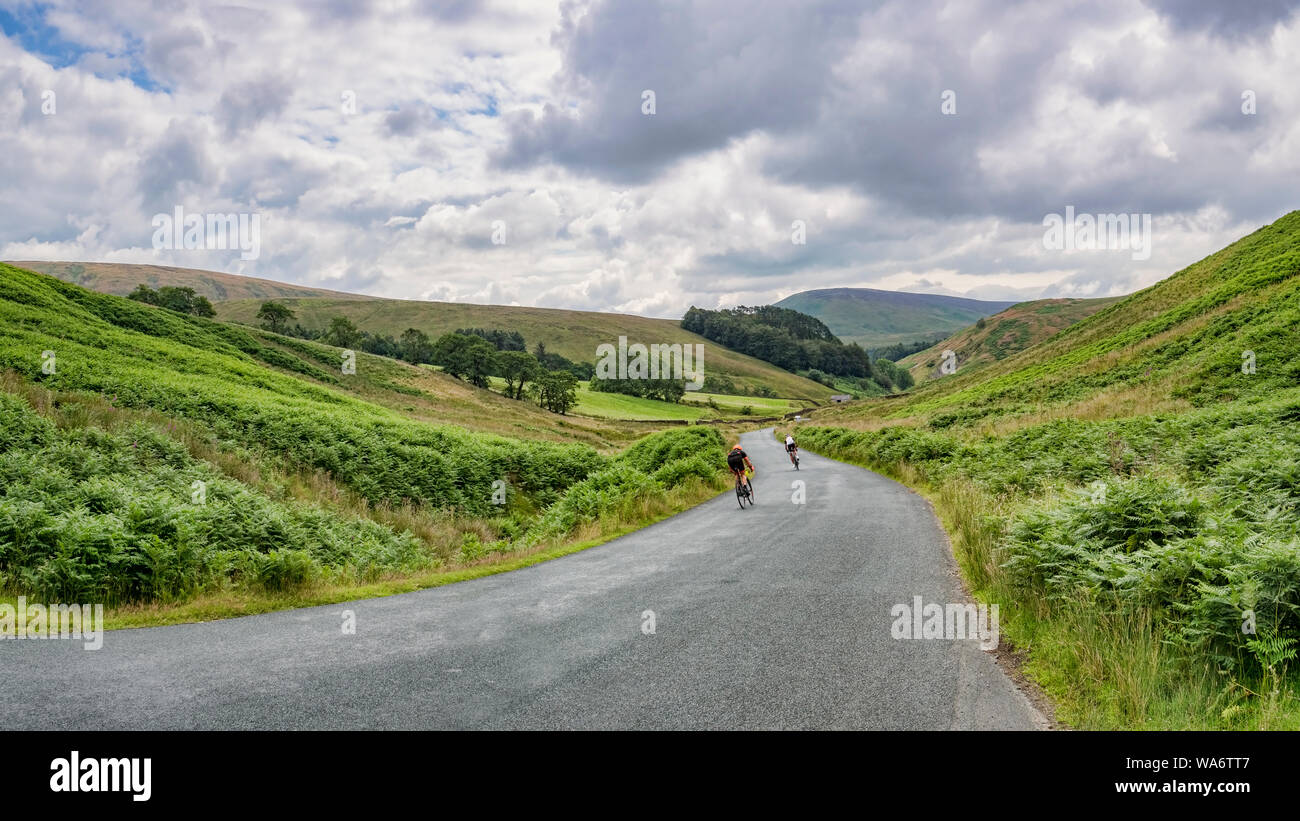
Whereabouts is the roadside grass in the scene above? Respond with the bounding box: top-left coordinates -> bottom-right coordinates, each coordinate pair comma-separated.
797,427 -> 1300,730
3,474 -> 726,630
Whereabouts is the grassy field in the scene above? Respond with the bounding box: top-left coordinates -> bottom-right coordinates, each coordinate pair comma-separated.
574,384 -> 805,421
797,210 -> 1300,729
0,263 -> 733,623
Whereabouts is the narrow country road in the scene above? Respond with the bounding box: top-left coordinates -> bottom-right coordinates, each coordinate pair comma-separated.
1,428 -> 1045,730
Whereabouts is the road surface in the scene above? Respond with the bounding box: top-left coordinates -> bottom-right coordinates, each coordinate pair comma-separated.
1,428 -> 1045,729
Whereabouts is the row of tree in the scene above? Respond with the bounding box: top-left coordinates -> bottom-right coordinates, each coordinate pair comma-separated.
128,285 -> 216,317
589,376 -> 687,403
255,302 -> 580,413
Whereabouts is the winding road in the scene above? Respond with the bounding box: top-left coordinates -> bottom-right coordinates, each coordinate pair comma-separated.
1,428 -> 1045,730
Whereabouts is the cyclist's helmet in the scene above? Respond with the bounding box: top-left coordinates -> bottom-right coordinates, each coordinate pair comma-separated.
731,444 -> 743,451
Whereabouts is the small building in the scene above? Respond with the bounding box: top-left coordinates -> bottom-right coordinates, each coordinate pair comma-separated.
830,394 -> 852,403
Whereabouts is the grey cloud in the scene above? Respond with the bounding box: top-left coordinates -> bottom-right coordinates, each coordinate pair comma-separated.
1142,0 -> 1300,39
136,120 -> 214,210
495,0 -> 868,182
383,105 -> 447,136
142,25 -> 208,87
216,77 -> 294,137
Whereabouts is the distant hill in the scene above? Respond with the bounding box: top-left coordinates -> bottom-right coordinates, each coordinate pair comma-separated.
774,287 -> 1018,348
900,297 -> 1122,381
7,261 -> 371,302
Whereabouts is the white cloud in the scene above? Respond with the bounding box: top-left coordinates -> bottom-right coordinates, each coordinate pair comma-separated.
1,0 -> 1297,318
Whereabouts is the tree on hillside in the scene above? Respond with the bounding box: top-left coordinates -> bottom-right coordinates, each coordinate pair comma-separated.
324,316 -> 362,348
497,350 -> 541,399
257,301 -> 296,334
127,283 -> 215,317
433,332 -> 497,386
127,284 -> 159,304
399,328 -> 434,364
456,327 -> 526,352
535,369 -> 578,414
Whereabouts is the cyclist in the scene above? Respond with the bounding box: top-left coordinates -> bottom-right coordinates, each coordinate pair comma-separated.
784,433 -> 798,466
727,444 -> 755,502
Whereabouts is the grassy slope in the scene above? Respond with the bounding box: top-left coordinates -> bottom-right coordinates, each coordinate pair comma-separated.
797,210 -> 1300,729
900,297 -> 1122,381
775,287 -> 1018,348
216,296 -> 833,401
0,263 -> 732,621
10,260 -> 370,302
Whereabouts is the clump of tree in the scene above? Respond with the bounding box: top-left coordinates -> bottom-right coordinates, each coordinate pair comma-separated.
496,350 -> 540,399
698,374 -> 776,398
532,341 -> 595,380
432,332 -> 498,387
682,304 -> 905,391
399,328 -> 434,364
589,375 -> 686,403
874,358 -> 914,390
256,301 -> 295,334
534,369 -> 578,414
456,327 -> 526,351
128,284 -> 216,317
870,336 -> 943,362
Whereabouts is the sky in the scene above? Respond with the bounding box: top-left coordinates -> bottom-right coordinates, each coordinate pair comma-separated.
1,0 -> 1297,318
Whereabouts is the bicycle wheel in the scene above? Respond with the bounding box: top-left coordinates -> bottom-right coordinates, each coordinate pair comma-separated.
736,481 -> 747,509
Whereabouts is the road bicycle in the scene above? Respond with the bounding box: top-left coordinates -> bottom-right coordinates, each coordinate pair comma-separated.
734,469 -> 754,509
787,446 -> 799,470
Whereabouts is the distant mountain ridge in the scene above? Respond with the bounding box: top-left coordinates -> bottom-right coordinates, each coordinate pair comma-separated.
775,287 -> 1019,349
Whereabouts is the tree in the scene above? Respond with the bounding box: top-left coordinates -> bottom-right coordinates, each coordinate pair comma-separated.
127,284 -> 159,304
462,336 -> 498,387
191,295 -> 216,318
497,350 -> 540,399
535,370 -> 578,414
399,328 -> 433,364
433,332 -> 497,386
324,316 -> 361,348
126,283 -> 213,316
257,301 -> 296,334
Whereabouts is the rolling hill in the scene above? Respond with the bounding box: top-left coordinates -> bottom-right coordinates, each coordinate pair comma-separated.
216,296 -> 832,400
792,209 -> 1300,729
774,287 -> 1018,349
8,261 -> 374,302
900,297 -> 1122,381
11,261 -> 832,401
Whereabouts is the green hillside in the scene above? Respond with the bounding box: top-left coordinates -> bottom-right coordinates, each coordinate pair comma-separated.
901,297 -> 1121,381
775,287 -> 1017,348
793,211 -> 1300,729
0,263 -> 730,619
216,295 -> 833,401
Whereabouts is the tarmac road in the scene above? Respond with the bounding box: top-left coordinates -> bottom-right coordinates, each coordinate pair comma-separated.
1,428 -> 1045,730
